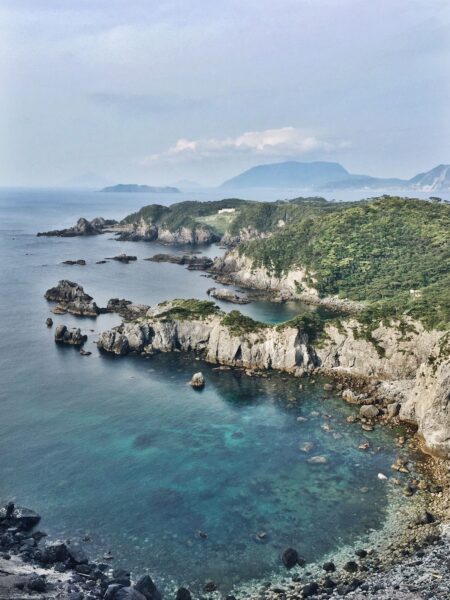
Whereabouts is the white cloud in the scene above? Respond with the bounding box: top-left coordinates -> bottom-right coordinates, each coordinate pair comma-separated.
142,127 -> 350,164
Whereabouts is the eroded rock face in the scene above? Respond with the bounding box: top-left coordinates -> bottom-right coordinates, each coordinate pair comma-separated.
115,221 -> 219,245
44,280 -> 100,317
317,320 -> 450,458
211,250 -> 361,311
97,310 -> 317,375
37,217 -> 117,237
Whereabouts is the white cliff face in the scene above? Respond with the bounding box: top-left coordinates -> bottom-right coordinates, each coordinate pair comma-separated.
317,321 -> 450,458
213,250 -> 318,296
97,309 -> 450,458
212,250 -> 361,311
114,221 -> 218,244
98,315 -> 316,375
157,226 -> 218,245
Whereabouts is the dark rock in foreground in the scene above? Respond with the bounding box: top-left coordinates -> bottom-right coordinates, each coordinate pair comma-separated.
45,280 -> 101,317
54,325 -> 87,346
282,547 -> 299,568
37,216 -> 117,237
0,501 -> 163,600
0,503 -> 41,530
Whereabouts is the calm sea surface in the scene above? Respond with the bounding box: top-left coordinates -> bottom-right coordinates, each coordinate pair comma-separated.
0,189 -> 413,593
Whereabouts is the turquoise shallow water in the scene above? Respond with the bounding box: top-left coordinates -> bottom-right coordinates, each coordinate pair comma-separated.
0,189 -> 412,593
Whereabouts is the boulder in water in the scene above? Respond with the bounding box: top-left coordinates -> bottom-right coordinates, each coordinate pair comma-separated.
54,325 -> 87,346
281,547 -> 299,568
189,372 -> 205,389
0,503 -> 41,530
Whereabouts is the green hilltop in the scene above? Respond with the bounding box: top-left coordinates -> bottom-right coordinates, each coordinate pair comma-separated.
238,197 -> 450,329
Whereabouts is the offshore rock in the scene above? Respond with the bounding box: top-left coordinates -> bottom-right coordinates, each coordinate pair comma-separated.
54,325 -> 87,346
107,254 -> 138,264
206,287 -> 250,304
45,280 -> 100,317
37,216 -> 117,237
189,372 -> 205,388
145,254 -> 213,270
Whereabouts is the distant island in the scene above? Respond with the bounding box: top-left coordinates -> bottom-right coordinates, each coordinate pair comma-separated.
220,161 -> 450,192
101,184 -> 180,193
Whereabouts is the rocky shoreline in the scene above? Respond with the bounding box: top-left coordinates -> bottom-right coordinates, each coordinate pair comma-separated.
0,502 -> 164,600
1,446 -> 449,599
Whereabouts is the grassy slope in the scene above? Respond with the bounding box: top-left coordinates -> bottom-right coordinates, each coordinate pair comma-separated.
238,197 -> 450,329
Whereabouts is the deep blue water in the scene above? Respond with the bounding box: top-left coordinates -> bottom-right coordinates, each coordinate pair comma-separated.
0,189 -> 413,594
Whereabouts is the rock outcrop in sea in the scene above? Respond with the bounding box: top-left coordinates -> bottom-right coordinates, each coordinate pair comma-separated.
54,324 -> 87,345
37,217 -> 117,237
145,254 -> 214,270
44,280 -> 101,317
206,287 -> 250,304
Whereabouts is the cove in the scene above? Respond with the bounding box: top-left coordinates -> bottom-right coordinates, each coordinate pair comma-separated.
0,348 -> 413,594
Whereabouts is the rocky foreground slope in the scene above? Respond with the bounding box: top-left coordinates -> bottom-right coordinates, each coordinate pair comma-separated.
97,300 -> 450,459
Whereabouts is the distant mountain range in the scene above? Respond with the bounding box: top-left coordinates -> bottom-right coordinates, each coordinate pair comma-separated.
220,161 -> 450,192
101,184 -> 180,193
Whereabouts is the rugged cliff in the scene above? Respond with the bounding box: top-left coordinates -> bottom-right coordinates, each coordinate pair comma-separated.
114,219 -> 220,244
97,300 -> 450,458
212,249 -> 362,311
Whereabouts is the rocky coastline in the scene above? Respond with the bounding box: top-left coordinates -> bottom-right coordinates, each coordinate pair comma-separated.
210,251 -> 362,312
0,502 -> 164,600
37,273 -> 450,597
2,440 -> 449,599
113,220 -> 220,245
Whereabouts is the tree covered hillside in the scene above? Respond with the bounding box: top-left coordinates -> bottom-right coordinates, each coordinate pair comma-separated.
121,197 -> 339,237
238,197 -> 450,329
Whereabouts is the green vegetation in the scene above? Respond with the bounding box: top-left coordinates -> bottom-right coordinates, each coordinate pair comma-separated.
276,312 -> 325,343
221,310 -> 268,334
239,197 -> 450,329
157,299 -> 220,321
121,196 -> 338,238
122,199 -> 247,236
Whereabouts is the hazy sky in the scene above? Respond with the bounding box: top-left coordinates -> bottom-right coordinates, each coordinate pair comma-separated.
1,0 -> 449,186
